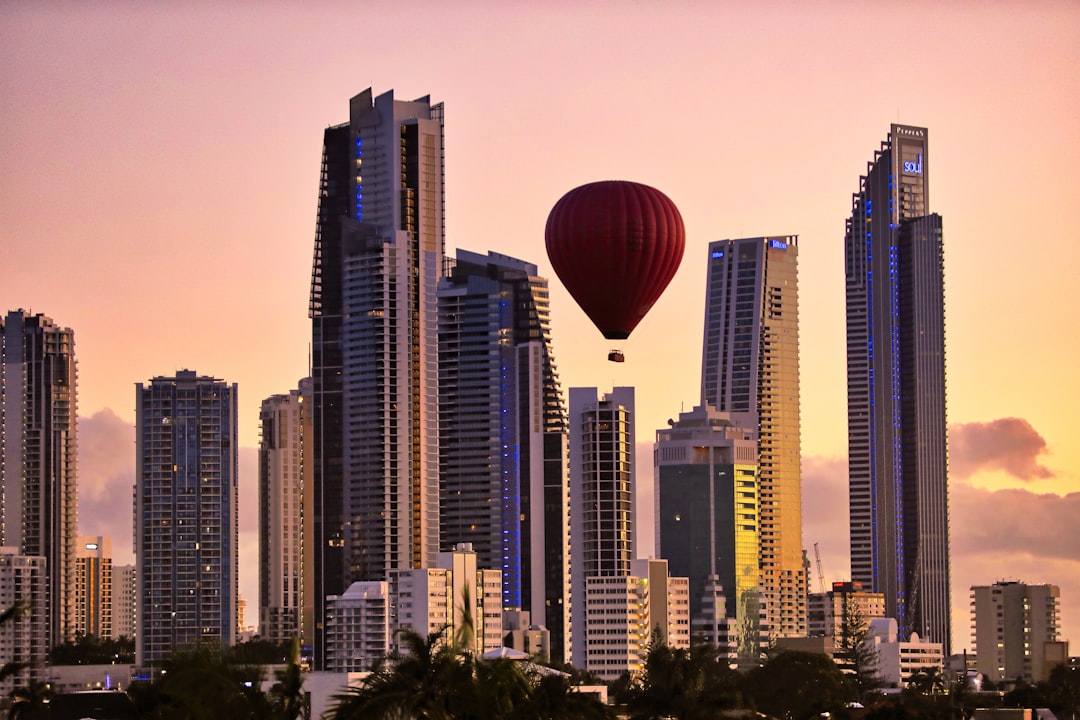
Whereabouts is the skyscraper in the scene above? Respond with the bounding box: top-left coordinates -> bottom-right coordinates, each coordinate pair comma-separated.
309,88 -> 444,667
845,124 -> 950,652
700,236 -> 805,638
1,309 -> 78,648
567,386 -> 636,669
438,249 -> 570,661
258,379 -> 310,644
655,404 -> 765,666
135,370 -> 238,666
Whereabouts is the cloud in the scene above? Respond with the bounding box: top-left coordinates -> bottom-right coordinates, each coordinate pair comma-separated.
800,451 -> 1080,650
78,409 -> 261,592
801,455 -> 851,587
78,409 -> 136,562
949,418 -> 1055,481
951,483 -> 1080,563
949,482 -> 1080,651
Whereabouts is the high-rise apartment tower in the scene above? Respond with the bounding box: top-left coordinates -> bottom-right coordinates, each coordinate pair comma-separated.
844,124 -> 950,652
568,386 -> 638,669
258,379 -> 311,644
73,535 -> 113,639
438,249 -> 570,661
971,581 -> 1061,684
135,370 -> 238,666
309,88 -> 444,667
1,309 -> 78,647
700,237 -> 805,638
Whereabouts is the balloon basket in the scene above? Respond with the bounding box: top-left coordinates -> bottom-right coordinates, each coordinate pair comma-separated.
607,349 -> 625,363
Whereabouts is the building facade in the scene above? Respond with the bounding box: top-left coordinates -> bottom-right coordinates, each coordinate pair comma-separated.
0,547 -> 48,692
654,404 -> 765,667
582,559 -> 690,682
868,617 -> 944,688
845,125 -> 950,652
438,249 -> 570,660
135,370 -> 238,666
388,544 -> 503,656
112,564 -> 136,640
73,536 -> 113,639
568,386 -> 637,669
807,581 -> 886,638
309,87 -> 444,668
258,379 -> 311,644
971,581 -> 1062,683
325,581 -> 389,672
1,309 -> 78,647
700,237 -> 806,639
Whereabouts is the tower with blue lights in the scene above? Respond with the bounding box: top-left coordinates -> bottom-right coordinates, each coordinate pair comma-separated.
844,124 -> 950,653
309,88 -> 444,668
437,249 -> 569,661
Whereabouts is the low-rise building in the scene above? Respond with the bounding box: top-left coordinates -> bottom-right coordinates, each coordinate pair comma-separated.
326,581 -> 390,672
582,558 -> 690,682
869,617 -> 944,687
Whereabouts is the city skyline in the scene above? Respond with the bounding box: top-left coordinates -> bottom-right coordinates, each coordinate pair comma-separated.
2,4 -> 1077,653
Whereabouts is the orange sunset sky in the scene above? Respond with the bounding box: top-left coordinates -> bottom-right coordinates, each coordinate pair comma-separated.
2,2 -> 1078,653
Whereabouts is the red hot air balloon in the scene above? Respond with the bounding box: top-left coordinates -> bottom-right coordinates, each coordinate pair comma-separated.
545,181 -> 685,352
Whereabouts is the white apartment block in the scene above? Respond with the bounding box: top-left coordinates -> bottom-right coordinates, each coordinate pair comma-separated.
971,581 -> 1062,683
389,544 -> 503,656
0,548 -> 48,692
582,559 -> 690,682
868,617 -> 944,687
326,581 -> 390,672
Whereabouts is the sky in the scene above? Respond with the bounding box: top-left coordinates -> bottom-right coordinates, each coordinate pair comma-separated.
2,2 -> 1078,655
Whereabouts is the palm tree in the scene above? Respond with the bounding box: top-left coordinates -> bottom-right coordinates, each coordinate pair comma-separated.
0,601 -> 30,687
905,666 -> 947,696
624,640 -> 743,720
7,680 -> 52,720
520,673 -> 614,720
149,641 -> 272,720
269,637 -> 308,720
329,628 -> 460,719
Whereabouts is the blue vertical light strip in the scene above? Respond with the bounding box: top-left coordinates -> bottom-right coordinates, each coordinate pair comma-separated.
889,238 -> 906,637
865,194 -> 879,591
354,136 -> 363,221
497,297 -> 522,610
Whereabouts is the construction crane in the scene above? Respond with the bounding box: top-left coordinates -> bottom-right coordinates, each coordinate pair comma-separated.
814,542 -> 827,594
814,543 -> 833,635
904,544 -> 922,640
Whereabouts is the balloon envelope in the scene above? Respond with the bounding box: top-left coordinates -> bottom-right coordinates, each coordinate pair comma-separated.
545,180 -> 685,340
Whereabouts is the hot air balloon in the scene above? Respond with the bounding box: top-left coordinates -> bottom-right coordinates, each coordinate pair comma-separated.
545,180 -> 685,360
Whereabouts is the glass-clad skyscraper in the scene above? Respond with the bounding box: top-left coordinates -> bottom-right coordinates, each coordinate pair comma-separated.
309,88 -> 444,667
135,370 -> 238,666
1,309 -> 78,648
655,405 -> 763,667
438,249 -> 570,661
700,237 -> 805,639
845,124 -> 950,652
